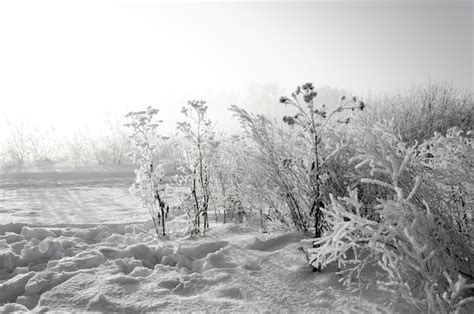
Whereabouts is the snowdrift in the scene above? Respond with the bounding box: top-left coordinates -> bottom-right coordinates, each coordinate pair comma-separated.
0,220 -> 407,312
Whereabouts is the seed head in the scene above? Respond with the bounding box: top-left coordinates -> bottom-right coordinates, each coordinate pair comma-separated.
283,115 -> 296,125
302,82 -> 314,91
280,96 -> 290,104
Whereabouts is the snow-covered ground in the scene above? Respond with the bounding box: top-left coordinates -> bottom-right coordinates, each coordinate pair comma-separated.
0,172 -> 156,225
1,220 -> 403,313
0,172 -> 409,313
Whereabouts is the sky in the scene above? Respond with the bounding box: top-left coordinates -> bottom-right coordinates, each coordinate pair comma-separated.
0,0 -> 472,139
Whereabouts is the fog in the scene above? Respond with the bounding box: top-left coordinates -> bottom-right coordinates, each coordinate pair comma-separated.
0,0 -> 472,141
0,2 -> 473,312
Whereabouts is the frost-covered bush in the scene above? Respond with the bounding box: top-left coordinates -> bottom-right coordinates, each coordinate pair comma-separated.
125,107 -> 170,237
103,114 -> 133,165
279,83 -> 364,237
229,106 -> 309,231
211,134 -> 245,224
414,127 -> 473,241
209,133 -> 286,231
230,83 -> 364,236
356,84 -> 473,145
176,100 -> 219,236
305,124 -> 474,312
1,119 -> 60,170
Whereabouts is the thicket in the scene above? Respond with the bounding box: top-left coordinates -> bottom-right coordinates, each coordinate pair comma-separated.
294,84 -> 473,312
0,115 -> 133,171
356,83 -> 473,144
120,83 -> 472,311
230,83 -> 365,237
305,124 -> 473,312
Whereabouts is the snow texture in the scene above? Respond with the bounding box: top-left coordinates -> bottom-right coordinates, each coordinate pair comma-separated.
0,220 -> 399,312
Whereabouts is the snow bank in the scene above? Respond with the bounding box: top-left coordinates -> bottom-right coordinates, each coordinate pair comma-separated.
0,221 -> 403,312
0,222 -> 233,309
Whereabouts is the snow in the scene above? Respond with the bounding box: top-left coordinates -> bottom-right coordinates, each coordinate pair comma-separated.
0,218 -> 402,313
0,172 -> 148,225
0,172 -> 408,312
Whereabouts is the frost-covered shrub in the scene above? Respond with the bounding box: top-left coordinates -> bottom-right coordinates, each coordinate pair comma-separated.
1,120 -> 60,170
125,107 -> 170,237
356,84 -> 473,145
414,127 -> 473,241
104,114 -> 133,165
210,134 -> 244,225
230,83 -> 364,236
279,83 -> 365,237
305,124 -> 474,312
209,133 -> 287,231
176,100 -> 219,236
229,106 -> 309,231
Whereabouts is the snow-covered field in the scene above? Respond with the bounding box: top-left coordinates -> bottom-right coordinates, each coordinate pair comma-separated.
0,172 -> 160,225
0,172 -> 406,313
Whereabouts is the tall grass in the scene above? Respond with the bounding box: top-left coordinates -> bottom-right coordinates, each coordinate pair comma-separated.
355,83 -> 473,144
225,83 -> 473,311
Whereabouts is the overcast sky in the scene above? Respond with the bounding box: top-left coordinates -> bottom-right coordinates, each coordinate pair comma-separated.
0,0 -> 472,138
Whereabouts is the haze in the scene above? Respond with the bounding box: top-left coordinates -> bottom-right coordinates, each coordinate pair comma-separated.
0,0 -> 472,140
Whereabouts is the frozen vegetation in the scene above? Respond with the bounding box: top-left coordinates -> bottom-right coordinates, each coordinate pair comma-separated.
1,83 -> 473,313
